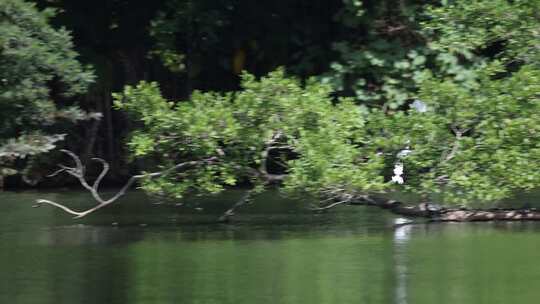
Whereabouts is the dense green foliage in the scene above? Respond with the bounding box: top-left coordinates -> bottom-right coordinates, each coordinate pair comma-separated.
0,0 -> 95,179
424,0 -> 540,65
116,0 -> 540,207
320,0 -> 430,108
115,70 -> 382,198
391,65 -> 540,204
115,67 -> 540,206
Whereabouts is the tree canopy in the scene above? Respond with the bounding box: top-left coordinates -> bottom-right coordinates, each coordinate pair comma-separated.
0,0 -> 96,180
113,0 -> 540,209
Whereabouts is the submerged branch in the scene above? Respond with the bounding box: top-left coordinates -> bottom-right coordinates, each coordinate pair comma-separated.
218,190 -> 253,222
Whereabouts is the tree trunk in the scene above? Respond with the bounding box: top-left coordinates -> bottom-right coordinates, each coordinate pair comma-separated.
102,91 -> 116,178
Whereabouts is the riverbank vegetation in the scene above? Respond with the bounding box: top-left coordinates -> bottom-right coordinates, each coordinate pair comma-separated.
2,0 -> 540,220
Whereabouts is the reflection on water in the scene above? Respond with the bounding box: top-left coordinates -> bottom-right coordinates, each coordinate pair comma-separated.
393,222 -> 412,304
1,190 -> 540,304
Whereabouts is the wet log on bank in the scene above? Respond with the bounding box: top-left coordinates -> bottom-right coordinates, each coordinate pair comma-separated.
391,204 -> 540,222
434,209 -> 540,222
351,197 -> 540,222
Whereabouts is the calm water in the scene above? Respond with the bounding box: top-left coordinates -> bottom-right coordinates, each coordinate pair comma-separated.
1,190 -> 540,304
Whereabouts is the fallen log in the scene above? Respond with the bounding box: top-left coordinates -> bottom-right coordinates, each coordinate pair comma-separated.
344,195 -> 540,222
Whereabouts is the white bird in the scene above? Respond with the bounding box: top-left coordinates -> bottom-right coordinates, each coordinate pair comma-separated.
392,175 -> 404,184
392,162 -> 404,184
393,163 -> 403,175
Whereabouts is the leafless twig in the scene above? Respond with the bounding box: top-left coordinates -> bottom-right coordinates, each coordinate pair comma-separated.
310,192 -> 356,211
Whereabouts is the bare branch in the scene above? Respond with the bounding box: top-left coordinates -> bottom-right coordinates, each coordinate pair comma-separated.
260,146 -> 271,175
310,200 -> 349,211
34,150 -> 219,219
62,149 -> 85,176
91,157 -> 109,192
33,199 -> 112,219
442,126 -> 468,162
218,190 -> 253,222
47,167 -> 67,177
33,199 -> 83,217
310,192 -> 356,211
260,130 -> 287,175
104,157 -> 218,203
56,150 -> 103,202
445,131 -> 462,161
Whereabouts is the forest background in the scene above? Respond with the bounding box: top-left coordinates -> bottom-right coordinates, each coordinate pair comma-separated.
1,0 -> 539,216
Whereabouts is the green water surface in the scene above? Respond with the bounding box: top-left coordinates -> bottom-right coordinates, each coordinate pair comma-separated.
1,190 -> 540,304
